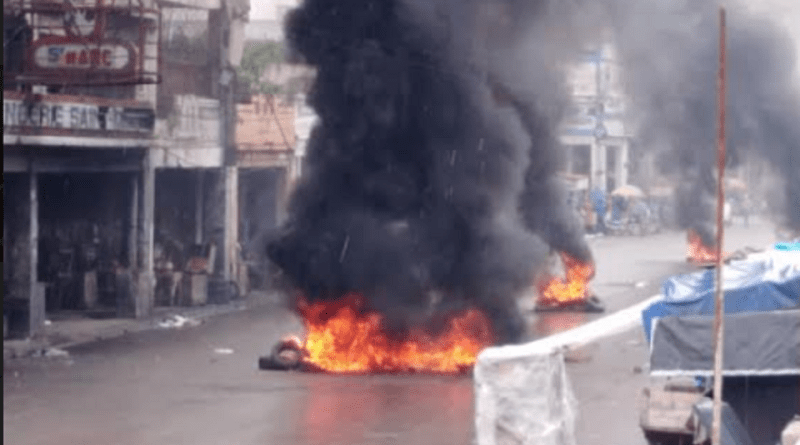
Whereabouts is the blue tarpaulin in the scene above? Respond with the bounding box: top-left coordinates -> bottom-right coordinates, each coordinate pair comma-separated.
642,249 -> 800,342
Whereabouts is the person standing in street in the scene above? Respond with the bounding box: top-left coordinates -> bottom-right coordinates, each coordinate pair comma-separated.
590,187 -> 607,235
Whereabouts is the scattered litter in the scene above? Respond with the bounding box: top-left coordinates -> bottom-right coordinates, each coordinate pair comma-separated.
214,348 -> 235,355
635,281 -> 647,288
44,320 -> 52,326
43,347 -> 70,358
633,365 -> 643,374
158,315 -> 201,329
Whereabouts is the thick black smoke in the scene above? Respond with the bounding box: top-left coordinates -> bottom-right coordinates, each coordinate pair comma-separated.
268,0 -> 591,344
267,0 -> 800,345
599,0 -> 800,241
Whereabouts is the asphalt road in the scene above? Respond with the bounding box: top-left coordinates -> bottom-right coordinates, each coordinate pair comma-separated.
3,220 -> 778,445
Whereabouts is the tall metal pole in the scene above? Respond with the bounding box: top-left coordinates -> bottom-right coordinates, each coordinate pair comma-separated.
711,7 -> 727,445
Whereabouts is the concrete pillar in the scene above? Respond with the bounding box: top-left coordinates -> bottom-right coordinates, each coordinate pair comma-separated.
223,165 -> 238,282
128,174 -> 139,268
195,170 -> 204,244
564,145 -> 574,175
28,167 -> 45,336
137,152 -> 156,317
276,167 -> 289,226
591,141 -> 607,192
6,175 -> 30,325
212,3 -> 240,286
4,172 -> 43,337
617,140 -> 629,188
206,169 -> 224,277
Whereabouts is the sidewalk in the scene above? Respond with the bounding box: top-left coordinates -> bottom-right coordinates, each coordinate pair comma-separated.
3,290 -> 285,360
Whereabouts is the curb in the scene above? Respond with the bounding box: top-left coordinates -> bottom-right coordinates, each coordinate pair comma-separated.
3,292 -> 284,360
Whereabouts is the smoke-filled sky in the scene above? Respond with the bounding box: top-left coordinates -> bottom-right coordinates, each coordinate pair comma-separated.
268,0 -> 800,345
600,0 -> 800,238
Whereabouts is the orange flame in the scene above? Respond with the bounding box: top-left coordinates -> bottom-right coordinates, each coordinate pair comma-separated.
296,294 -> 494,374
537,253 -> 595,306
686,229 -> 718,264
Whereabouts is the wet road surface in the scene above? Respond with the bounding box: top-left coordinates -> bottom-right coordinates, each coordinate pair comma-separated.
4,303 -> 476,445
3,222 -> 777,445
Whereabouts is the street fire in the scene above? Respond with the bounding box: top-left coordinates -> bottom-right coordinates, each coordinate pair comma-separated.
686,229 -> 718,264
536,253 -> 596,309
290,294 -> 494,374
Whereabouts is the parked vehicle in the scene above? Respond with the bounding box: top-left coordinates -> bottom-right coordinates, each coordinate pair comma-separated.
639,247 -> 800,444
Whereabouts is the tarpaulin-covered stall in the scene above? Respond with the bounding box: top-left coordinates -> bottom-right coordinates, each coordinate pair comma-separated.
639,245 -> 800,445
642,247 -> 800,343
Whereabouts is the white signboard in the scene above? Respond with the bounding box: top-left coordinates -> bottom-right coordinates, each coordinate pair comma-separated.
3,99 -> 154,133
33,43 -> 132,70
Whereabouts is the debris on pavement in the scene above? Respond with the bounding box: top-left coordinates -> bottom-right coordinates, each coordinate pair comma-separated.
44,347 -> 70,358
535,294 -> 606,313
157,315 -> 201,329
213,348 -> 234,355
30,347 -> 71,358
258,335 -> 308,371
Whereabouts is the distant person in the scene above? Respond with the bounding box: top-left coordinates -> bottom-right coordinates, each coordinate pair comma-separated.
590,187 -> 607,234
584,195 -> 597,233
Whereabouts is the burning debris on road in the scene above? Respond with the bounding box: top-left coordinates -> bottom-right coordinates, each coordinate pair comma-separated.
685,229 -> 740,267
259,335 -> 310,371
264,0 -> 799,373
535,252 -> 604,313
267,0 -> 594,366
260,294 -> 493,374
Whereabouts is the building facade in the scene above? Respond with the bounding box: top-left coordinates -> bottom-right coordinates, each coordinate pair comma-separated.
559,43 -> 631,195
3,0 -> 251,338
3,0 -> 162,337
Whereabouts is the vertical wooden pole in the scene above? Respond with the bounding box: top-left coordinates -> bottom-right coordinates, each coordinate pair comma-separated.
711,7 -> 727,445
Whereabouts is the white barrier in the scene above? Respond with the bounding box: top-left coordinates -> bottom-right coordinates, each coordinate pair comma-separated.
474,296 -> 660,445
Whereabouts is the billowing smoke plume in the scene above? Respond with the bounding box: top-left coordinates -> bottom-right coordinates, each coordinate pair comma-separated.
598,0 -> 800,240
268,0 -> 800,344
268,0 -> 592,344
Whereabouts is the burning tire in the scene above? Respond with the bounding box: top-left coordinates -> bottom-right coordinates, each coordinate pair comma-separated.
258,336 -> 306,371
534,294 -> 605,313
